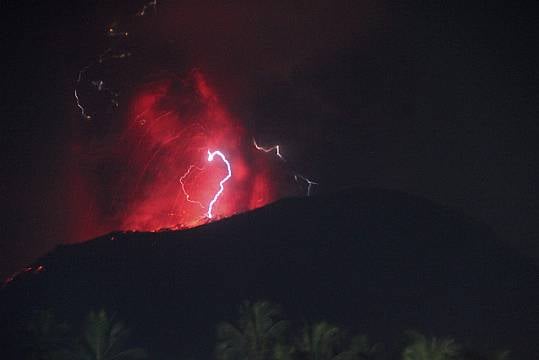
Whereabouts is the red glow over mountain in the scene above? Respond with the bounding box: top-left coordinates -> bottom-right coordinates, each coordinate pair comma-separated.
69,69 -> 294,238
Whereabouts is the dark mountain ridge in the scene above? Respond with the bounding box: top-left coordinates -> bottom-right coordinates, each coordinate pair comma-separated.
1,188 -> 538,358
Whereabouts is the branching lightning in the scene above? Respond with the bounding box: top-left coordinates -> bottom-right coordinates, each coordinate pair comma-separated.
178,150 -> 232,220
74,1 -> 156,120
206,150 -> 232,219
179,165 -> 206,209
75,65 -> 92,120
253,138 -> 285,160
74,47 -> 127,119
294,174 -> 318,196
74,88 -> 91,120
70,0 -> 323,233
253,137 -> 318,196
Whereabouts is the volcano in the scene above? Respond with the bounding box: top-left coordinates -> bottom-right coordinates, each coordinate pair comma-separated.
1,188 -> 538,358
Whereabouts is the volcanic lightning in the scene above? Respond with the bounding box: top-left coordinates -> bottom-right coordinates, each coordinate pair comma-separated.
294,174 -> 318,196
74,1 -> 155,120
253,137 -> 318,196
253,138 -> 285,160
177,150 -> 233,221
179,165 -> 206,209
206,150 -> 232,219
70,0 -> 318,236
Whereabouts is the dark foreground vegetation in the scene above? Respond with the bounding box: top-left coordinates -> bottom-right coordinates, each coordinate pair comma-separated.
22,300 -> 511,360
2,189 -> 537,359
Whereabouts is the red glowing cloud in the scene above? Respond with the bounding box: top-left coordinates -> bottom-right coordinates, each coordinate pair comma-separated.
75,69 -> 291,233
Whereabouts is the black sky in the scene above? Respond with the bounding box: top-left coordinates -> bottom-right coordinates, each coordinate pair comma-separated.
1,0 -> 538,279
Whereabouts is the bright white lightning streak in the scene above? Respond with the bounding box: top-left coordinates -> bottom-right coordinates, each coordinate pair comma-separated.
206,150 -> 232,219
253,138 -> 285,160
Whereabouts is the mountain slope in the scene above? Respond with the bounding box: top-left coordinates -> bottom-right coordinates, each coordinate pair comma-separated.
1,188 -> 538,358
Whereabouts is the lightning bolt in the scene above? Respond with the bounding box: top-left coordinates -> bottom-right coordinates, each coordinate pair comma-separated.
253,138 -> 285,160
179,165 -> 206,209
74,88 -> 91,120
253,137 -> 318,196
178,150 -> 232,220
74,65 -> 92,120
74,1 -> 156,120
294,174 -> 318,196
206,150 -> 232,219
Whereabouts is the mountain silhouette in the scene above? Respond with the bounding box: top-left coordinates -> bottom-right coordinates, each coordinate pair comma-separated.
1,188 -> 537,358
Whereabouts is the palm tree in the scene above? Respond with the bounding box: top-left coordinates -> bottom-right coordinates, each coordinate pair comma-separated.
460,348 -> 511,360
297,322 -> 346,360
489,350 -> 510,360
402,331 -> 460,360
26,309 -> 72,360
77,309 -> 147,360
346,335 -> 384,360
216,300 -> 288,360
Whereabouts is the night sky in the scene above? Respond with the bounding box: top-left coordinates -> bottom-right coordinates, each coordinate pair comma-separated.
1,0 -> 538,279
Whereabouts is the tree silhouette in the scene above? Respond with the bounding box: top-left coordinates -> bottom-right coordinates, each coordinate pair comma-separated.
77,309 -> 147,360
489,350 -> 510,360
295,323 -> 382,360
216,300 -> 288,360
402,331 -> 460,360
345,335 -> 384,360
297,322 -> 344,360
26,309 -> 72,360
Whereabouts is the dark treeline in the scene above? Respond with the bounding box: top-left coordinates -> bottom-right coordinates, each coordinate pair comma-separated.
21,300 -> 510,360
23,309 -> 146,360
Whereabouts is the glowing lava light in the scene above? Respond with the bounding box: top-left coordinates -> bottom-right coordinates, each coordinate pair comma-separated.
206,150 -> 232,219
